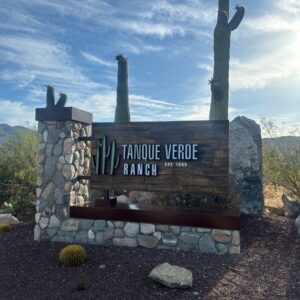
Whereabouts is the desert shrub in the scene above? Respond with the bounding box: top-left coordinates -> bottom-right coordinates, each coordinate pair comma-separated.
0,223 -> 11,232
59,245 -> 87,267
261,118 -> 300,199
0,128 -> 38,216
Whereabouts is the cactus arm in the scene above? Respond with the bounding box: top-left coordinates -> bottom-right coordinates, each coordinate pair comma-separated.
101,137 -> 106,175
100,136 -> 111,175
56,92 -> 67,107
92,154 -> 96,169
106,145 -> 111,158
110,141 -> 120,175
114,154 -> 120,169
95,140 -> 101,174
228,6 -> 245,31
45,85 -> 55,108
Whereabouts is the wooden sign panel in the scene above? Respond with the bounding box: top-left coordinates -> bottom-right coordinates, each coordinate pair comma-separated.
90,121 -> 229,197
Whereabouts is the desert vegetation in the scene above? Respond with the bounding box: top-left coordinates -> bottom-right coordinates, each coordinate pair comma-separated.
261,118 -> 300,201
0,128 -> 38,217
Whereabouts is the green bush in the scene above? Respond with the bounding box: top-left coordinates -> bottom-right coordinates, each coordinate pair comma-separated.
0,128 -> 38,216
0,223 -> 11,232
59,245 -> 87,267
261,118 -> 300,199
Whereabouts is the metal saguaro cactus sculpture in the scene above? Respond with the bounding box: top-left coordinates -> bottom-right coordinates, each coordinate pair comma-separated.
114,54 -> 131,123
209,0 -> 245,120
45,85 -> 68,108
92,136 -> 120,175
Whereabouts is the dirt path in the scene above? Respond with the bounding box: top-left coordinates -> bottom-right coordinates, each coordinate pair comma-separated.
0,215 -> 299,300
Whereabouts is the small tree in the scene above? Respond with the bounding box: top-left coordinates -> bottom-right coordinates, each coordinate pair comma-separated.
261,118 -> 300,199
0,128 -> 38,216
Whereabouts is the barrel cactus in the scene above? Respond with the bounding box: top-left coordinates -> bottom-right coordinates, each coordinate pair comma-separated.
209,0 -> 245,120
45,85 -> 68,108
114,54 -> 130,123
0,223 -> 11,232
59,244 -> 87,267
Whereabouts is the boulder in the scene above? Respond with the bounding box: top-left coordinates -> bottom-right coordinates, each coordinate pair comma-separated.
149,263 -> 193,289
0,214 -> 19,225
282,194 -> 300,218
229,117 -> 264,215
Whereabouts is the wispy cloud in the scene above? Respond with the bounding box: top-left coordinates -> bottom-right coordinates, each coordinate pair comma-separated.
81,51 -> 114,68
0,35 -> 107,95
131,94 -> 187,110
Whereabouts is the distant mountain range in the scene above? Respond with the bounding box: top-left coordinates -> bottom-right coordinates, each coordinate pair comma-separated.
263,136 -> 300,146
0,123 -> 299,148
0,124 -> 32,147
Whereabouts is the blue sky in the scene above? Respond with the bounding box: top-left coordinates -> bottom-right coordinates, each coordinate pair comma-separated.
0,0 -> 299,128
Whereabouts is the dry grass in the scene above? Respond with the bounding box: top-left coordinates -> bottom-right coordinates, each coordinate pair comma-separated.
264,184 -> 285,216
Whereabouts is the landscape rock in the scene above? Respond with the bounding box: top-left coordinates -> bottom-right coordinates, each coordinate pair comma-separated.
179,232 -> 199,247
149,263 -> 193,289
94,220 -> 106,231
48,215 -> 61,228
282,194 -> 300,218
88,229 -> 95,241
216,243 -> 228,254
198,234 -> 217,253
0,214 -> 19,225
39,217 -> 49,229
103,228 -> 114,241
124,222 -> 139,237
140,223 -> 155,234
229,245 -> 241,254
229,116 -> 263,215
137,235 -> 159,248
153,232 -> 162,240
60,219 -> 79,231
232,231 -> 240,245
162,232 -> 178,246
212,229 -> 232,243
79,219 -> 94,230
170,226 -> 181,235
113,237 -> 137,247
74,230 -> 88,243
34,225 -> 41,241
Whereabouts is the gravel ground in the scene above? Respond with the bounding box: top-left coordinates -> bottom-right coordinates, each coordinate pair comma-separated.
0,215 -> 299,300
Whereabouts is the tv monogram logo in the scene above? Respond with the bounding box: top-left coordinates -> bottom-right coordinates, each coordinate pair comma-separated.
92,136 -> 120,175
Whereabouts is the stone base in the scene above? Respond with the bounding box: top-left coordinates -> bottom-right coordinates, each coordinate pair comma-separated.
34,219 -> 240,254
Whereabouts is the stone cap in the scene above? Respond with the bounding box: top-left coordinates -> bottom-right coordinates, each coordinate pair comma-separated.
35,107 -> 93,124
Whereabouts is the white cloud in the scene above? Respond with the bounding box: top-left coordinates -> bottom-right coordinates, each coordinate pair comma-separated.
230,32 -> 300,91
244,15 -> 300,34
277,0 -> 300,15
0,99 -> 35,126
